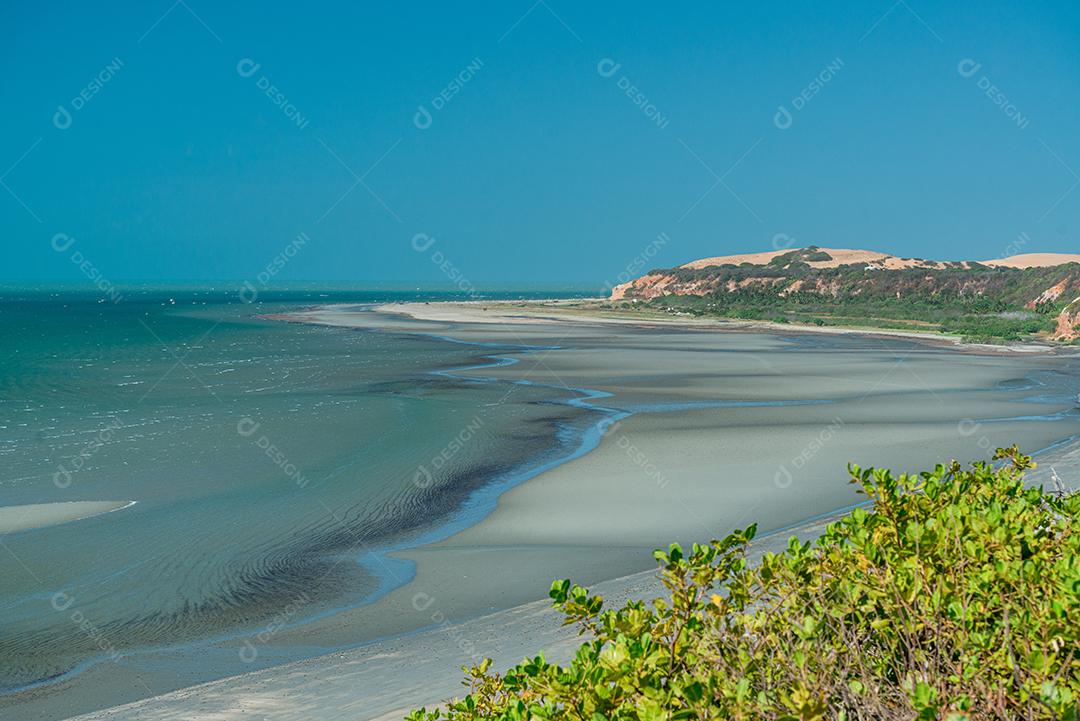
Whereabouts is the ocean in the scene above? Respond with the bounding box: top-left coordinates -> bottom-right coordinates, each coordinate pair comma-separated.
0,287 -> 597,703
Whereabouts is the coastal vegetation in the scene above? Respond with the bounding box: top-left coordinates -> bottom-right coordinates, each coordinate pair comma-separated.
408,447 -> 1079,720
643,289 -> 1057,342
608,248 -> 1080,342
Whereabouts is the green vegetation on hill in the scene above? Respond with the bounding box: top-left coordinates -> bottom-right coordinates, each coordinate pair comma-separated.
614,257 -> 1080,341
767,248 -> 836,266
644,291 -> 1056,342
408,447 -> 1079,720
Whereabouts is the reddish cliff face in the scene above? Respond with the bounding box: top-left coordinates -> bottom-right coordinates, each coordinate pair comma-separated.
609,247 -> 1080,341
1031,278 -> 1072,307
610,274 -> 790,300
614,269 -> 1080,305
1054,299 -> 1080,341
610,273 -> 707,300
613,249 -> 1080,306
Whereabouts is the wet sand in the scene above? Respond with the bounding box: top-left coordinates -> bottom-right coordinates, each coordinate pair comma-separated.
49,302 -> 1080,720
324,299 -> 1059,353
66,515 -> 840,721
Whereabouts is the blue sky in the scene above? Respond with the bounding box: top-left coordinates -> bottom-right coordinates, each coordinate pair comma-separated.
2,1 -> 1078,284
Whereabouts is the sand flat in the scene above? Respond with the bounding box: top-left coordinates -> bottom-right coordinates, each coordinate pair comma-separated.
335,300 -> 1058,352
247,304 -> 1076,704
0,501 -> 135,534
33,304 -> 1080,721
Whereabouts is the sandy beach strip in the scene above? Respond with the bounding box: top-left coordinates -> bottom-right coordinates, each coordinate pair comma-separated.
283,300 -> 1063,354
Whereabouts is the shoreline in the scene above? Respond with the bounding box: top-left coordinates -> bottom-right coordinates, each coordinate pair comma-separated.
56,301 -> 1080,721
0,337 -> 609,705
318,341 -> 629,628
2,310 -> 624,713
68,511 -> 847,721
279,299 -> 1070,356
69,418 -> 1080,721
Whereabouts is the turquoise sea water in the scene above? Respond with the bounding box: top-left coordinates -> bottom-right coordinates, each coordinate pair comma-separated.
0,287 -> 596,702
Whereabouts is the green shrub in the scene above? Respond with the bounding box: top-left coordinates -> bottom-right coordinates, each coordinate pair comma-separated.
408,448 -> 1079,721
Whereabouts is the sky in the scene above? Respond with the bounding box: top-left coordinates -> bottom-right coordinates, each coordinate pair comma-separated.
2,0 -> 1079,286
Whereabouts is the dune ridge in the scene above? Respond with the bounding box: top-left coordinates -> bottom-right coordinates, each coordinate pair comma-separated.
678,247 -> 1080,271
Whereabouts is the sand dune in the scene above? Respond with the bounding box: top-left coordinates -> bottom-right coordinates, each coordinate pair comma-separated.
678,247 -> 1080,271
680,247 -> 883,269
981,253 -> 1080,268
679,247 -> 942,270
680,249 -> 810,268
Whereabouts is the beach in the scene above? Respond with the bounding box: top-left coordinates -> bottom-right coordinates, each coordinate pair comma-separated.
66,515 -> 840,721
330,299 -> 1058,351
60,300 -> 1080,721
7,299 -> 1079,721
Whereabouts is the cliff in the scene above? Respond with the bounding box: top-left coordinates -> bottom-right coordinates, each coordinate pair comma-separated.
610,247 -> 1080,341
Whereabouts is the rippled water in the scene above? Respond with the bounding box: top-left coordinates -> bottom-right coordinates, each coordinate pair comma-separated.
0,287 -> 594,697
